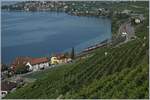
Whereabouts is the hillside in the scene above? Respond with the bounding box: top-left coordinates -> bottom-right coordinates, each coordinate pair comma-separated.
3,1 -> 149,99
4,20 -> 149,99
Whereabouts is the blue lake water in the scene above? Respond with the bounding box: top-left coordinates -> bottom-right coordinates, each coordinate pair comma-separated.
2,11 -> 111,64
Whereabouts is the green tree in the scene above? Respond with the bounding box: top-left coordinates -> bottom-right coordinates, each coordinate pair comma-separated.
64,52 -> 70,58
70,47 -> 75,59
1,64 -> 9,72
15,64 -> 29,74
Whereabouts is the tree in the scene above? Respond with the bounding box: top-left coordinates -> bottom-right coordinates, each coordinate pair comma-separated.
15,64 -> 29,74
1,64 -> 9,72
64,52 -> 70,58
70,47 -> 75,59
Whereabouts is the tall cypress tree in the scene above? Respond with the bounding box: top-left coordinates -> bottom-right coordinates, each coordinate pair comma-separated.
70,47 -> 75,59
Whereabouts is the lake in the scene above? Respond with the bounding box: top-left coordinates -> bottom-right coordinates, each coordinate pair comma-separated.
1,11 -> 111,64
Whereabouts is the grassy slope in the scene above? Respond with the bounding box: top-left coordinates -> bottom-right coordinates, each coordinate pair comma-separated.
4,1 -> 149,99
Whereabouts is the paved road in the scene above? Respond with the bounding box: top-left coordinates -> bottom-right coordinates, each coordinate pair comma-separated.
118,19 -> 135,41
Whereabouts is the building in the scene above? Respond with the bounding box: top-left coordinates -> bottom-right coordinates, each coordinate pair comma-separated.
131,14 -> 144,24
26,57 -> 49,71
1,81 -> 17,98
135,18 -> 141,24
11,56 -> 49,72
51,54 -> 72,65
51,57 -> 59,65
134,15 -> 144,24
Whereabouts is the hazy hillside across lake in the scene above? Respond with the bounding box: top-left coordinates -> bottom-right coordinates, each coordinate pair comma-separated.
1,11 -> 111,64
1,1 -> 19,6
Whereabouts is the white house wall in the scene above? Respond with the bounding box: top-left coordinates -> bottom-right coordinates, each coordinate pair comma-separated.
26,62 -> 33,71
32,62 -> 49,71
1,91 -> 8,98
32,64 -> 39,71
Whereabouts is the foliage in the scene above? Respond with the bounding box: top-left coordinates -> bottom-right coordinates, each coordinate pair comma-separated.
1,64 -> 9,72
15,64 -> 29,74
70,47 -> 75,59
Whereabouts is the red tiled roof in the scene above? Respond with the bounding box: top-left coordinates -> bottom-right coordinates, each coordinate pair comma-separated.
53,53 -> 67,59
11,57 -> 49,67
30,57 -> 49,65
11,56 -> 32,66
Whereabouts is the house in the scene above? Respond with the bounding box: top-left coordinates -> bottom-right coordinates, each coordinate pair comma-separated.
11,56 -> 49,72
134,15 -> 144,24
57,54 -> 69,64
135,18 -> 141,24
51,57 -> 59,65
131,14 -> 144,24
26,57 -> 49,71
51,54 -> 72,65
1,81 -> 17,98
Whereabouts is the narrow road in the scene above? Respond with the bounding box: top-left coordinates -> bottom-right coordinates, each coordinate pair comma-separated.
118,19 -> 135,41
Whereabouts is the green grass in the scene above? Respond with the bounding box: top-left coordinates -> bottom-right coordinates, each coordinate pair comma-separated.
23,70 -> 51,79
